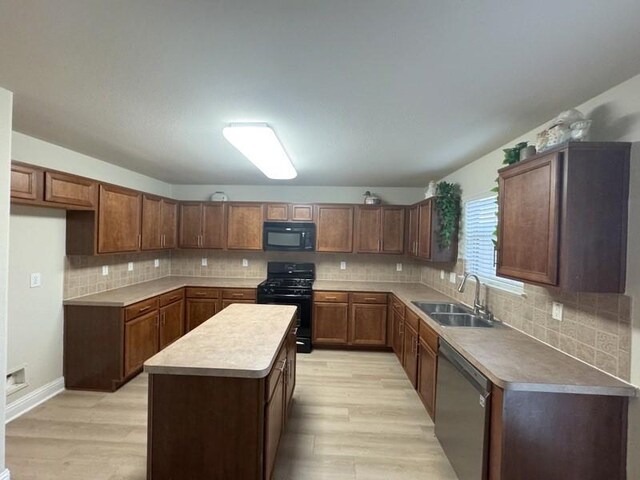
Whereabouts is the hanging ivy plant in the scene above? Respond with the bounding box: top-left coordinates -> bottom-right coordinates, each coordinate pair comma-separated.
435,181 -> 461,249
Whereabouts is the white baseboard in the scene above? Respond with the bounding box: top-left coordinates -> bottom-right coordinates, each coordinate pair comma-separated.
5,377 -> 64,423
0,468 -> 10,480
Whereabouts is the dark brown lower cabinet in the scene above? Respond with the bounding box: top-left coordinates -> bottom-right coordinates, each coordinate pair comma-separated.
402,322 -> 419,388
391,309 -> 405,363
221,299 -> 255,310
313,302 -> 350,345
417,337 -> 437,419
159,299 -> 184,349
264,365 -> 285,480
124,311 -> 159,378
185,298 -> 219,331
350,303 -> 387,345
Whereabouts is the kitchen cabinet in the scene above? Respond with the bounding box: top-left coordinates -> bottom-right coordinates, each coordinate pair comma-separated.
185,287 -> 221,331
285,328 -> 296,416
124,310 -> 159,378
10,163 -> 42,201
417,323 -> 438,420
406,198 -> 458,262
390,297 -> 405,363
355,206 -> 405,254
402,312 -> 419,387
264,361 -> 285,480
226,202 -> 264,250
315,204 -> 354,253
417,200 -> 432,259
497,142 -> 630,292
313,291 -> 388,347
142,195 -> 178,250
45,171 -> 97,208
407,205 -> 419,256
220,288 -> 257,310
159,298 -> 184,349
265,203 -> 315,222
97,184 -> 142,253
179,202 -> 226,249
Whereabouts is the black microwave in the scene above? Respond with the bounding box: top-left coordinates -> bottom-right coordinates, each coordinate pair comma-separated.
263,222 -> 316,252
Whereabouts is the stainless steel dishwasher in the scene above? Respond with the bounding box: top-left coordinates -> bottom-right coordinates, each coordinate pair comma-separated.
435,339 -> 491,480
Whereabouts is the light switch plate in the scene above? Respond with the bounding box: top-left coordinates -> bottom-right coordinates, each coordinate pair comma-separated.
102,265 -> 109,276
154,259 -> 160,268
449,272 -> 457,284
552,302 -> 564,321
30,273 -> 41,288
396,263 -> 403,272
440,270 -> 445,280
127,262 -> 134,272
340,261 -> 347,270
242,259 -> 249,267
201,258 -> 208,267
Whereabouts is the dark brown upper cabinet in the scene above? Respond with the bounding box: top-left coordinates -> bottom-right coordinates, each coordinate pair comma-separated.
265,203 -> 315,222
97,184 -> 142,254
226,202 -> 264,250
497,142 -> 630,292
355,206 -> 405,254
406,198 -> 458,263
315,205 -> 354,253
142,195 -> 178,250
179,202 -> 226,249
11,163 -> 42,201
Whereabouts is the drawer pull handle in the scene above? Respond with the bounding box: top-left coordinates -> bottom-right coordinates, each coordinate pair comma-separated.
195,292 -> 207,296
231,293 -> 243,297
325,296 -> 337,300
364,297 -> 377,301
139,306 -> 151,312
168,296 -> 179,301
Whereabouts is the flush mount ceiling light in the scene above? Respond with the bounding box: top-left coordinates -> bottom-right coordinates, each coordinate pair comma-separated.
222,123 -> 297,180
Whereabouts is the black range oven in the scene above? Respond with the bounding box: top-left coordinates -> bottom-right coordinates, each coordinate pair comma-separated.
257,262 -> 314,353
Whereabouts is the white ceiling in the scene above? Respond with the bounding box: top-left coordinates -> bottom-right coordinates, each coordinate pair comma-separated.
1,1 -> 640,186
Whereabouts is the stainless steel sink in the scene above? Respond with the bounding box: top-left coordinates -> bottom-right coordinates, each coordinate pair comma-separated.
428,312 -> 494,328
411,301 -> 494,328
411,301 -> 471,315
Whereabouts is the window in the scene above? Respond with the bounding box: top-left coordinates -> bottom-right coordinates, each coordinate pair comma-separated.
464,195 -> 524,295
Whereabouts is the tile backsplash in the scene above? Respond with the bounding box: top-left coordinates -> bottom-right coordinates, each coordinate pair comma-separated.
420,262 -> 632,381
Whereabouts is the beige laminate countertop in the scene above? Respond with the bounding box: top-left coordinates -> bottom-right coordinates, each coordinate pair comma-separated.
144,303 -> 296,378
63,276 -> 262,307
315,280 -> 637,397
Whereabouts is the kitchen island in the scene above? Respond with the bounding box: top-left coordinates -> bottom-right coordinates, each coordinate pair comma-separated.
144,303 -> 298,480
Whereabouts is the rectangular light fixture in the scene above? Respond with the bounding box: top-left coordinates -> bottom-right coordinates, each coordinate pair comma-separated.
222,123 -> 297,180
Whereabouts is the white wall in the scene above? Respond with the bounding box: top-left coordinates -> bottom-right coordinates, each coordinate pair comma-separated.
172,184 -> 424,205
439,72 -> 640,478
0,87 -> 14,477
7,206 -> 65,405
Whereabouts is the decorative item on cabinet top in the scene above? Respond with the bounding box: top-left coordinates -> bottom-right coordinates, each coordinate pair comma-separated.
363,191 -> 381,205
210,191 -> 228,201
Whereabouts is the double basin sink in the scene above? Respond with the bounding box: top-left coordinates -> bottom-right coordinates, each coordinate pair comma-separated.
411,301 -> 495,328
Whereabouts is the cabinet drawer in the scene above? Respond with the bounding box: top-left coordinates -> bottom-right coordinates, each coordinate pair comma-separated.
405,308 -> 420,331
391,295 -> 405,317
222,288 -> 256,300
186,287 -> 220,299
314,291 -> 349,303
420,322 -> 438,353
266,345 -> 287,402
159,288 -> 185,307
351,292 -> 387,304
125,297 -> 160,322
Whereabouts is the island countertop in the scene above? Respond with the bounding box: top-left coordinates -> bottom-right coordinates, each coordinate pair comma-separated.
144,303 -> 297,378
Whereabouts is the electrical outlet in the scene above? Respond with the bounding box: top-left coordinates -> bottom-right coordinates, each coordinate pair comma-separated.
449,272 -> 457,283
552,302 -> 564,321
440,270 -> 445,280
201,258 -> 208,267
340,261 -> 347,270
30,273 -> 41,288
154,259 -> 160,268
102,265 -> 109,276
242,259 -> 249,267
127,262 -> 134,272
396,263 -> 403,272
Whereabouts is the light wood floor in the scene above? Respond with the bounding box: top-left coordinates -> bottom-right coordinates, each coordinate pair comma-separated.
6,350 -> 457,480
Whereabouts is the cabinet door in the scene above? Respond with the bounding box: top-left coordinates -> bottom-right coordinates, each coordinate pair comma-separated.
285,330 -> 296,415
417,200 -> 432,260
159,300 -> 184,350
141,195 -> 163,250
124,311 -> 159,378
161,199 -> 178,248
266,203 -> 289,221
98,184 -> 142,253
179,203 -> 203,248
10,164 -> 42,200
417,338 -> 437,420
407,205 -> 419,256
403,323 -> 419,388
185,298 -> 219,331
202,203 -> 226,249
226,203 -> 263,250
264,369 -> 285,480
393,316 -> 405,365
44,171 -> 96,208
312,302 -> 349,345
291,204 -> 314,222
355,207 -> 381,253
498,152 -> 561,285
350,303 -> 387,346
382,207 -> 405,254
315,205 -> 354,253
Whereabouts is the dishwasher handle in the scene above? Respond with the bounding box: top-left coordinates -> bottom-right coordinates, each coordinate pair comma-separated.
439,339 -> 492,396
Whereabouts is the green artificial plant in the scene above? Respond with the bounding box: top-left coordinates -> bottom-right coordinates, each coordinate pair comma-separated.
435,181 -> 462,249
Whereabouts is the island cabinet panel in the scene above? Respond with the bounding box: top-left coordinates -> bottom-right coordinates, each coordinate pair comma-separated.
489,387 -> 628,480
10,163 -> 42,200
264,362 -> 286,480
226,203 -> 264,250
44,171 -> 97,208
497,142 -> 630,292
97,184 -> 142,253
315,204 -> 354,253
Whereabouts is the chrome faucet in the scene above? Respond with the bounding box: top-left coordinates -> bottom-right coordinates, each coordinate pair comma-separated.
457,273 -> 493,320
